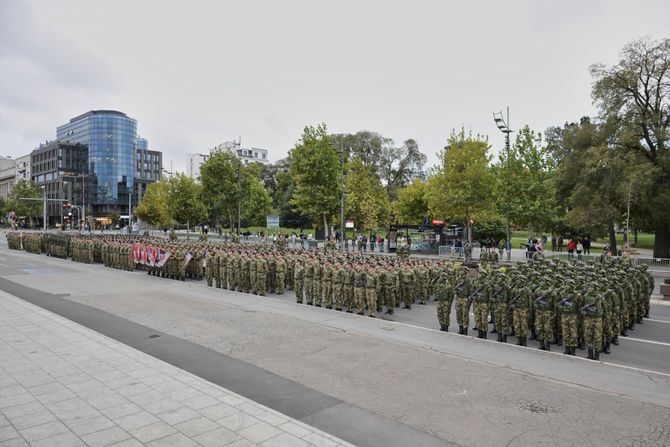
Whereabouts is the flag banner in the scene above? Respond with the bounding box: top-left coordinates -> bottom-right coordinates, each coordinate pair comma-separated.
156,250 -> 171,267
184,252 -> 193,266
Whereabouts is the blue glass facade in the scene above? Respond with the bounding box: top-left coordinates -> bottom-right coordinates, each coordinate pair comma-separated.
57,110 -> 138,208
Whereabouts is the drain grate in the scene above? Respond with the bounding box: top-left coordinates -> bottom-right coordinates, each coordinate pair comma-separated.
518,400 -> 558,414
148,334 -> 160,339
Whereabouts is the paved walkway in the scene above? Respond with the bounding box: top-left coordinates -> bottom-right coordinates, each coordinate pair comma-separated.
0,292 -> 355,447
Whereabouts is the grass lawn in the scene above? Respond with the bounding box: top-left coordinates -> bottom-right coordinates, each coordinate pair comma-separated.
509,230 -> 655,250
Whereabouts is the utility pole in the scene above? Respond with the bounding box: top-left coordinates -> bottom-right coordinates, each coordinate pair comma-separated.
340,138 -> 345,250
494,107 -> 513,261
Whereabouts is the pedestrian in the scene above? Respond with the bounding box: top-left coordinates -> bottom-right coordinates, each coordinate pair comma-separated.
567,238 -> 576,257
576,240 -> 583,260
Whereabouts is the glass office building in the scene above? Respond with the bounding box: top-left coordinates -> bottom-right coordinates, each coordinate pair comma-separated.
56,110 -> 148,216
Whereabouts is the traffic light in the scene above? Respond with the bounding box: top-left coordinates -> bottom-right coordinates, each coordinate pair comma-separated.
63,201 -> 70,210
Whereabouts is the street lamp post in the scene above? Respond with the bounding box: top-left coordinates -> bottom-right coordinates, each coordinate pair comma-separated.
494,107 -> 513,261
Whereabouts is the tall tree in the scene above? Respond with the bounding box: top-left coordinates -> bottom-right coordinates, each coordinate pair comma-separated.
344,157 -> 390,232
239,163 -> 273,227
393,179 -> 429,225
8,180 -> 42,226
166,174 -> 207,229
200,149 -> 244,230
289,124 -> 340,236
379,138 -> 427,200
495,125 -> 556,233
426,129 -> 495,240
135,178 -> 171,230
590,37 -> 670,257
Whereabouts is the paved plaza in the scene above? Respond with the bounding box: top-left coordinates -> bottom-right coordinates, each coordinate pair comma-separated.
0,291 -> 356,447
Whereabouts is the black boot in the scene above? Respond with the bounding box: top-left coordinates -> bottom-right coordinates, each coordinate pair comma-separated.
463,327 -> 468,336
612,335 -> 619,345
645,311 -> 650,318
522,337 -> 527,347
546,342 -> 551,352
490,325 -> 497,334
563,346 -> 570,354
637,316 -> 643,324
529,328 -> 537,340
477,330 -> 483,339
604,341 -> 611,354
458,325 -> 463,335
497,333 -> 503,342
578,337 -> 585,350
570,346 -> 576,356
516,337 -> 523,346
502,335 -> 507,343
482,330 -> 487,340
557,336 -> 563,347
587,348 -> 594,359
621,327 -> 628,337
539,340 -> 546,350
510,327 -> 516,336
594,350 -> 600,361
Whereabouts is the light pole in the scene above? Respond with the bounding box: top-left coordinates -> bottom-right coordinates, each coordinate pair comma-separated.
339,138 -> 346,250
494,107 -> 513,261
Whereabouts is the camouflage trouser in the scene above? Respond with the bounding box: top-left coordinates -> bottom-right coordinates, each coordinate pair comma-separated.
276,275 -> 285,295
250,271 -> 257,294
216,266 -> 223,288
354,287 -> 366,314
228,267 -> 236,290
315,281 -> 323,305
305,279 -> 313,304
637,298 -> 645,320
402,282 -> 413,307
436,300 -> 452,327
455,297 -> 470,328
645,294 -> 651,316
333,284 -> 343,309
385,287 -> 396,309
584,317 -> 603,350
366,288 -> 376,317
323,281 -> 333,308
345,285 -> 354,310
257,276 -> 266,296
535,309 -> 553,342
206,264 -> 215,287
295,279 -> 304,303
612,309 -> 621,337
418,282 -> 428,304
561,313 -> 578,347
494,302 -> 510,335
473,302 -> 488,331
603,315 -> 612,343
513,308 -> 529,337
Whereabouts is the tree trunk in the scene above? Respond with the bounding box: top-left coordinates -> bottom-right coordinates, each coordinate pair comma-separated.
323,213 -> 329,239
608,219 -> 617,256
653,222 -> 670,258
634,227 -> 638,245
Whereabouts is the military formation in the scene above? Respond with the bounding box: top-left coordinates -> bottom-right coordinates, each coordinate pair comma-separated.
6,231 -> 655,361
437,258 -> 654,360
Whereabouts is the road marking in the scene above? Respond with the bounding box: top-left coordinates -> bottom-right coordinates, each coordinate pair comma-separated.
625,337 -> 670,347
644,318 -> 670,324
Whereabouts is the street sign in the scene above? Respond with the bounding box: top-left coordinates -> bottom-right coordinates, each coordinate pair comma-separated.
266,215 -> 280,228
345,220 -> 355,229
431,219 -> 444,225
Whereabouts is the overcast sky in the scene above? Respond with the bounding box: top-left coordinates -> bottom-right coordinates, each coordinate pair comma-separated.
1,0 -> 669,173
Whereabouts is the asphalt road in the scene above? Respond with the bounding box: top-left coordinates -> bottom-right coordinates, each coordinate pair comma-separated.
1,243 -> 670,446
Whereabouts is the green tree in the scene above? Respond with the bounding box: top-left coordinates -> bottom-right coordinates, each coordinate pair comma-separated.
344,157 -> 390,232
425,129 -> 495,240
200,149 -> 244,230
289,124 -> 340,236
240,163 -> 273,227
590,37 -> 670,257
393,179 -> 429,225
379,138 -> 427,200
166,173 -> 207,230
8,180 -> 42,226
135,179 -> 171,230
495,125 -> 556,233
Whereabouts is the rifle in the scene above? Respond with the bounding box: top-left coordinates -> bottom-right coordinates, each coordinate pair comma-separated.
534,294 -> 549,307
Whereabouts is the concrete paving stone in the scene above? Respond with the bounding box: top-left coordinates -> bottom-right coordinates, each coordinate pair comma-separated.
0,426 -> 19,443
98,402 -> 142,420
142,398 -> 183,415
0,414 -> 8,428
216,413 -> 260,433
29,431 -> 84,447
0,401 -> 45,420
138,374 -> 172,387
168,388 -> 205,403
156,407 -> 201,426
103,376 -> 141,390
45,398 -> 100,423
173,416 -> 220,437
276,421 -> 312,439
0,438 -> 29,447
12,370 -> 53,388
116,383 -> 153,398
237,422 -> 283,444
75,386 -> 118,402
218,395 -> 245,407
87,394 -> 131,411
35,388 -> 78,405
65,414 -> 116,436
92,371 -> 127,383
66,379 -> 104,394
259,432 -> 310,447
193,426 -> 241,447
254,411 -> 287,427
27,381 -> 67,396
126,390 -> 166,407
0,393 -> 35,409
57,373 -> 94,386
7,409 -> 57,431
80,426 -> 132,447
180,394 -> 218,411
149,380 -> 188,395
198,403 -> 238,421
225,440 -> 256,447
302,433 -> 340,447
145,432 -> 198,447
127,367 -> 159,380
235,403 -> 266,417
107,439 -> 144,447
0,386 -> 25,399
128,421 -> 176,443
113,410 -> 159,431
18,420 -> 70,442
